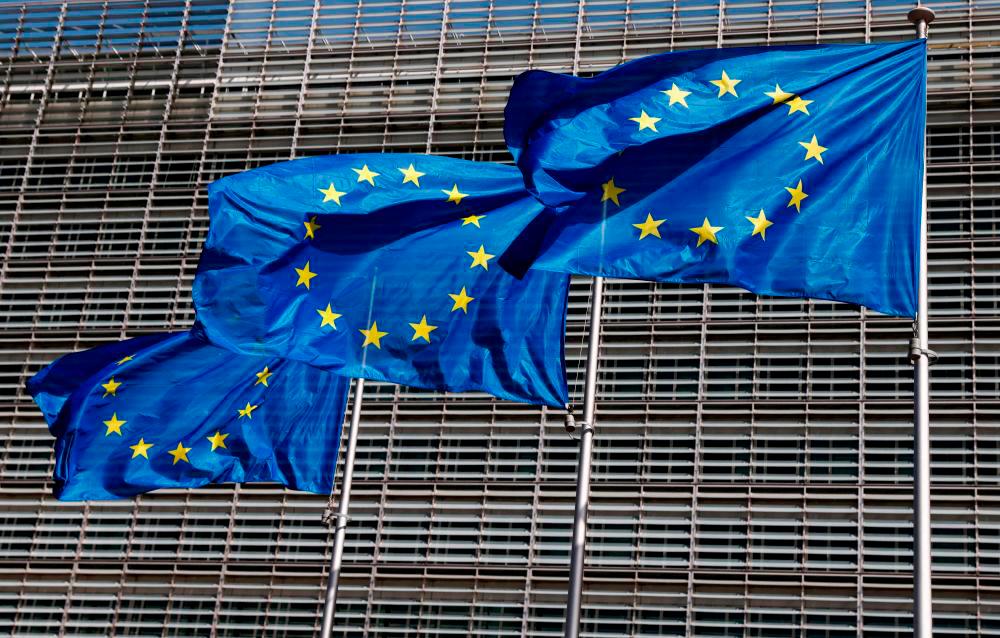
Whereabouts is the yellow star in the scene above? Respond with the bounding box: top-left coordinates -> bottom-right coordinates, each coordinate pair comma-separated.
168,442 -> 191,465
101,377 -> 121,397
254,366 -> 272,387
207,431 -> 229,451
442,184 -> 467,205
295,261 -> 317,289
632,213 -> 665,240
629,110 -> 661,132
359,320 -> 388,348
238,402 -> 258,419
408,315 -> 438,343
785,180 -> 808,212
799,135 -> 828,164
467,245 -> 495,270
710,70 -> 741,98
116,355 -> 133,365
352,164 -> 380,186
318,183 -> 345,204
786,96 -> 813,115
689,218 -> 724,247
303,215 -> 321,239
745,209 -> 774,240
662,83 -> 691,107
601,178 -> 625,206
461,214 -> 486,227
130,438 -> 153,459
765,84 -> 793,104
103,413 -> 126,436
399,164 -> 425,187
449,287 -> 474,313
317,303 -> 342,329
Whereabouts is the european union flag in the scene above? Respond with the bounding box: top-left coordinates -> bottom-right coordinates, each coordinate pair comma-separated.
193,154 -> 569,407
502,41 -> 926,317
27,331 -> 350,500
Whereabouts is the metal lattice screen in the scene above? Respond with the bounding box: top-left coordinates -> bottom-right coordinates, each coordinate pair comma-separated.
1,0 -> 999,635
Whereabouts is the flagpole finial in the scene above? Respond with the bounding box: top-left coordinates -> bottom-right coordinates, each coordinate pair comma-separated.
908,6 -> 936,38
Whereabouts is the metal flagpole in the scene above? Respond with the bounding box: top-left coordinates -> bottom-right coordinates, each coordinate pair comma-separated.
319,376 -> 366,638
564,276 -> 605,638
907,6 -> 935,638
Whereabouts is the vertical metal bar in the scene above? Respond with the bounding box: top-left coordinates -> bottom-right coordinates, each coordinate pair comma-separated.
333,0 -> 365,154
470,0 -> 495,158
6,6 -> 61,632
716,0 -> 725,47
857,5 -> 874,626
564,275 -> 604,638
379,0 -> 409,151
207,485 -> 241,638
362,386 -> 397,635
571,0 -> 584,75
244,0 -> 278,168
320,377 -> 366,638
289,0 -> 322,159
907,7 -> 935,638
424,0 -> 451,154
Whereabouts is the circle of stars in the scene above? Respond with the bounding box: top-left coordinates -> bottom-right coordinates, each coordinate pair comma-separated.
612,69 -> 825,247
288,161 -> 505,353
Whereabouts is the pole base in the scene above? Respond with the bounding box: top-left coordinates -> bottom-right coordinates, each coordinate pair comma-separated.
908,6 -> 936,25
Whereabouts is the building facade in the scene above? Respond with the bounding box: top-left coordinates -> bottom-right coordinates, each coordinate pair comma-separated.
0,0 -> 997,635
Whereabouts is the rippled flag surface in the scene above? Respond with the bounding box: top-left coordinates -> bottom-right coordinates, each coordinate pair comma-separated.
501,41 -> 926,317
193,154 -> 569,407
27,331 -> 350,500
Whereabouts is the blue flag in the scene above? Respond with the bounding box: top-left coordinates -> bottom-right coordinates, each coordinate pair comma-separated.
501,41 -> 926,317
192,154 -> 569,407
27,331 -> 350,501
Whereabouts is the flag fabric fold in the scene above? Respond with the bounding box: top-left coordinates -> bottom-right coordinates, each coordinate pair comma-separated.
501,41 -> 926,317
193,154 -> 570,407
27,330 -> 350,500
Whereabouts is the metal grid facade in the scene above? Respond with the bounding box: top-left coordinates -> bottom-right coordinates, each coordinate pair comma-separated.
1,0 -> 998,635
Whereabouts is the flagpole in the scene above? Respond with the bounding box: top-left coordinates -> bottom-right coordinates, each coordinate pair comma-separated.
564,275 -> 604,638
319,376 -> 365,638
907,7 -> 935,638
